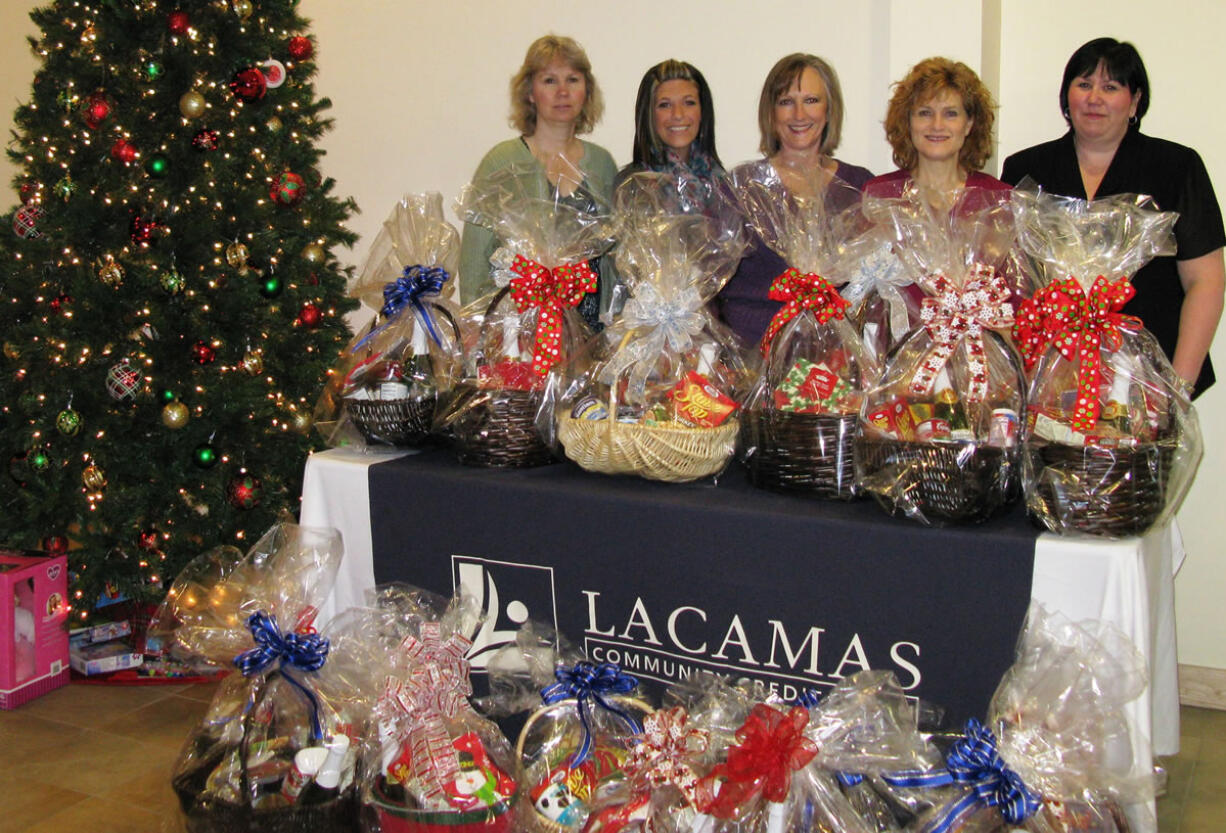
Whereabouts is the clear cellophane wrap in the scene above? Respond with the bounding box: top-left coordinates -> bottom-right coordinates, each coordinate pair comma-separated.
315,193 -> 465,450
545,171 -> 751,482
879,604 -> 1151,833
152,522 -> 384,828
477,625 -> 655,833
855,187 -> 1027,525
359,583 -> 520,832
1009,182 -> 1200,538
443,164 -> 617,467
729,160 -> 877,500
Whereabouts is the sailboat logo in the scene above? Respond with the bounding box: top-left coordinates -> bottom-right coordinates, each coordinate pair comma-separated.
452,556 -> 558,670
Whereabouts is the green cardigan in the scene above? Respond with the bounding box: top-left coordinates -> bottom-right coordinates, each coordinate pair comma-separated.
457,137 -> 618,312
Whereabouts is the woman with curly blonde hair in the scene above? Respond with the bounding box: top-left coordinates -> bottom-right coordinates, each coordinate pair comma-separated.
864,57 -> 1008,203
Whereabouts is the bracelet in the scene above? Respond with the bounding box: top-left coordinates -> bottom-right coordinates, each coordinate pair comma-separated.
1178,377 -> 1196,398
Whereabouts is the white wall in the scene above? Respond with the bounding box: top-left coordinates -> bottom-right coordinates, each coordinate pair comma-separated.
1,0 -> 1222,670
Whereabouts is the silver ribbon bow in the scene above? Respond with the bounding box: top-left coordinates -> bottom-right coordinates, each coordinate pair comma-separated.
838,243 -> 912,343
598,282 -> 706,403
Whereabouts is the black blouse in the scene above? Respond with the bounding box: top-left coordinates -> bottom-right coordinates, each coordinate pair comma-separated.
1001,129 -> 1225,396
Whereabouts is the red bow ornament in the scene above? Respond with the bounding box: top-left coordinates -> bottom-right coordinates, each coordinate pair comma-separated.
761,268 -> 849,355
623,707 -> 710,808
383,622 -> 476,802
911,263 -> 1013,404
508,253 -> 597,375
696,704 -> 818,819
1012,275 -> 1140,432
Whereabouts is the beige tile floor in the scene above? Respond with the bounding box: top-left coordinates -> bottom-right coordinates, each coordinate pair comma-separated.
0,680 -> 1221,832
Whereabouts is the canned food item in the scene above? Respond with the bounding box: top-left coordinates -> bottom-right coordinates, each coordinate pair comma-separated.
989,408 -> 1019,447
915,418 -> 951,442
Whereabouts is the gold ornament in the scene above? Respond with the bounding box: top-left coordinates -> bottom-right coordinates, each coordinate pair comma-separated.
233,0 -> 254,19
82,464 -> 107,491
225,241 -> 249,269
291,411 -> 312,434
240,349 -> 264,375
97,258 -> 125,287
161,401 -> 190,429
301,242 -> 325,264
3,343 -> 18,360
179,91 -> 206,119
265,115 -> 283,132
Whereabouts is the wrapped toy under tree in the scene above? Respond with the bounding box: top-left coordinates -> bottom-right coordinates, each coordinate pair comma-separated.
445,163 -> 616,468
1010,183 -> 1201,537
315,194 -> 464,449
731,162 -> 875,498
856,189 -> 1026,525
549,172 -> 751,482
152,523 -> 379,833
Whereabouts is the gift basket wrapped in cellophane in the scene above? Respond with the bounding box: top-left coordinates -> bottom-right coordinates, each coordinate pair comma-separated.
546,171 -> 751,482
856,187 -> 1027,525
444,162 -> 616,467
152,522 -> 385,833
730,160 -> 876,498
476,624 -> 655,833
358,583 -> 520,833
315,193 -> 464,450
1010,182 -> 1200,537
870,604 -> 1153,833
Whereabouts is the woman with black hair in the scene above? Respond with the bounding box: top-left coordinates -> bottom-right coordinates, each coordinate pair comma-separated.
616,59 -> 722,184
1000,37 -> 1225,398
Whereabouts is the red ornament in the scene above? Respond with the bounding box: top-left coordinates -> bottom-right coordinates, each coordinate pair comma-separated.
13,204 -> 43,239
229,67 -> 267,101
19,182 -> 38,204
137,529 -> 160,551
83,91 -> 112,129
130,215 -> 160,246
287,36 -> 313,61
167,10 -> 190,34
49,292 -> 72,313
190,340 -> 217,364
42,535 -> 68,556
297,302 -> 322,328
226,471 -> 262,510
270,171 -> 306,206
191,128 -> 220,151
111,139 -> 138,163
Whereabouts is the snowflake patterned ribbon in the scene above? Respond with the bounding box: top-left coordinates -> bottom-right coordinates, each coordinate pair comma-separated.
541,661 -> 642,768
1012,275 -> 1140,432
234,610 -> 330,740
696,704 -> 818,819
381,622 -> 476,803
623,707 -> 709,808
508,253 -> 597,375
838,244 -> 913,344
599,282 -> 706,402
761,268 -> 849,355
911,264 -> 1013,404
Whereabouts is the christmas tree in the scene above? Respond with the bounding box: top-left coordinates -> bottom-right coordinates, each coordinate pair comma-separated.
0,0 -> 358,620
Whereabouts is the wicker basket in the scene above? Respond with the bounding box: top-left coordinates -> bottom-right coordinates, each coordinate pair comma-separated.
1026,435 -> 1177,537
365,778 -> 517,833
557,412 -> 738,483
856,436 -> 1013,524
744,409 -> 859,499
343,302 -> 461,448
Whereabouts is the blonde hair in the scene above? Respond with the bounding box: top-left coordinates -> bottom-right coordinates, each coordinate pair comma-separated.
883,57 -> 996,172
508,35 -> 604,136
757,54 -> 845,157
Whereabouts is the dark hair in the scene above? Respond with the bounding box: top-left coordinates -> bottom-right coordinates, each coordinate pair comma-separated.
1059,37 -> 1149,128
630,60 -> 720,169
757,53 -> 844,156
883,57 -> 996,172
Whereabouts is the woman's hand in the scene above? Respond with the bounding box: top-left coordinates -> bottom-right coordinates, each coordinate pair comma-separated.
1174,247 -> 1226,390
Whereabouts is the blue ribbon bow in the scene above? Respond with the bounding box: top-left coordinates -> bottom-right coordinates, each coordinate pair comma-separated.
883,719 -> 1040,833
234,611 -> 331,740
353,264 -> 450,352
540,661 -> 642,766
790,688 -> 822,709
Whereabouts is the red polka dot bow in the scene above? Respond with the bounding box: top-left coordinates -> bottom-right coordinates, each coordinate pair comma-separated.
1013,275 -> 1140,431
911,263 -> 1013,405
509,254 -> 597,375
761,268 -> 849,355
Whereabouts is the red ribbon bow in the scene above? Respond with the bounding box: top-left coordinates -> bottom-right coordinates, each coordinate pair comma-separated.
697,704 -> 818,819
911,264 -> 1013,404
508,254 -> 597,375
623,707 -> 709,808
761,268 -> 849,355
1012,275 -> 1140,431
384,623 -> 475,802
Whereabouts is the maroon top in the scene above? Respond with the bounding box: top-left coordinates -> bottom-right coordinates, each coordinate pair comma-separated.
862,169 -> 1012,199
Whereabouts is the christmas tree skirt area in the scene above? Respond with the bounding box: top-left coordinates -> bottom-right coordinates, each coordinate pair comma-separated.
70,599 -> 228,685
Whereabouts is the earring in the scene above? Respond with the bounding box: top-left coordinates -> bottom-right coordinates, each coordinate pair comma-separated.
1062,109 -> 1070,119
1129,115 -> 1138,125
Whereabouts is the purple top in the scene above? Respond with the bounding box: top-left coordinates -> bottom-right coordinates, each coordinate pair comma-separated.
715,159 -> 873,346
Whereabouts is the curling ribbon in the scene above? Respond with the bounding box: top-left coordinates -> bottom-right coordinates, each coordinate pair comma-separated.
353,264 -> 450,351
761,268 -> 849,355
910,264 -> 1013,404
622,707 -> 709,807
696,704 -> 818,819
382,622 -> 476,802
509,253 -> 597,375
598,282 -> 706,402
882,719 -> 1040,833
234,610 -> 330,740
541,660 -> 642,767
1012,275 -> 1140,432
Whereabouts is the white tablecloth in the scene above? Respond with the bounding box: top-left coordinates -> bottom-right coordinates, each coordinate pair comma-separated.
301,447 -> 1180,826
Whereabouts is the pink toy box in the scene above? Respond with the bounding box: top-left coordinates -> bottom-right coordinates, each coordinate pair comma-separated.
0,550 -> 70,709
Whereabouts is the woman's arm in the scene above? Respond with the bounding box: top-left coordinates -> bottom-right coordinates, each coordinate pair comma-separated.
1174,247 -> 1226,387
458,220 -> 497,308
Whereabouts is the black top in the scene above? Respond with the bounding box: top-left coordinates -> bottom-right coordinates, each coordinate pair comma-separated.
1000,130 -> 1225,396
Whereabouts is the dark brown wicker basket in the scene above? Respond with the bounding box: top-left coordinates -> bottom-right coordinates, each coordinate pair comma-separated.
856,436 -> 1013,524
1026,435 -> 1177,537
447,384 -> 555,468
745,409 -> 859,499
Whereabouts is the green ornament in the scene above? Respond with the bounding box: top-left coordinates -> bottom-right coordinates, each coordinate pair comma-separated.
143,60 -> 163,81
56,408 -> 82,436
193,443 -> 218,468
145,154 -> 169,178
160,268 -> 185,294
28,448 -> 51,472
259,275 -> 283,298
57,88 -> 79,111
54,176 -> 76,201
160,388 -> 176,404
